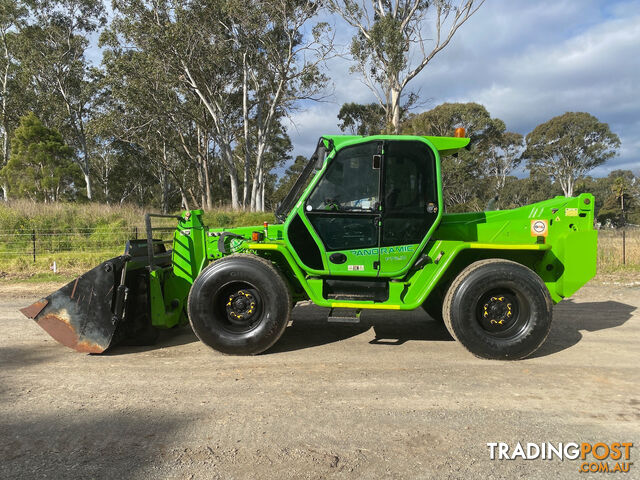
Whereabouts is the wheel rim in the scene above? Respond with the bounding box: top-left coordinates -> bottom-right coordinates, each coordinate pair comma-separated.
475,288 -> 529,339
214,282 -> 263,333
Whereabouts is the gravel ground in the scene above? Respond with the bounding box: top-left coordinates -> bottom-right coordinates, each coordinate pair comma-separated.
1,281 -> 639,479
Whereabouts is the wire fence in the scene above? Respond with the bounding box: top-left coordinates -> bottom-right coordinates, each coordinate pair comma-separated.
0,226 -> 176,262
597,228 -> 640,269
0,227 -> 138,260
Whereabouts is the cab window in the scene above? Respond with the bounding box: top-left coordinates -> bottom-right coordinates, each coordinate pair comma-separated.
307,142 -> 380,212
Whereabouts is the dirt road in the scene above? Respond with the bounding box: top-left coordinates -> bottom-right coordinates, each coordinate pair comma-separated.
1,281 -> 639,479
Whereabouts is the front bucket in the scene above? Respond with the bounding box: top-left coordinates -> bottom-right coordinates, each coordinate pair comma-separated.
20,256 -> 132,353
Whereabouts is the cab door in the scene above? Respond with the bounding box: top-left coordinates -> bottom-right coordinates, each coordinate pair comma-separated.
379,140 -> 440,276
303,141 -> 382,276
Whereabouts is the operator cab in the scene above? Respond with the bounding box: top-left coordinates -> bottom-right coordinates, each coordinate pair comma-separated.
281,136 -> 444,278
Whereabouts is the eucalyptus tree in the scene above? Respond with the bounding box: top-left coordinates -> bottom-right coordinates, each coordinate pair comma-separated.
327,0 -> 484,133
337,102 -> 386,135
482,130 -> 523,194
239,118 -> 293,210
524,112 -> 620,197
109,0 -> 244,208
16,0 -> 106,200
110,0 -> 332,210
97,39 -> 201,212
225,0 -> 332,211
402,102 -> 508,209
0,0 -> 27,200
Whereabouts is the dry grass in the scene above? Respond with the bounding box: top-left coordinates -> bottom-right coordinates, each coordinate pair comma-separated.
597,228 -> 640,273
0,201 -> 273,280
0,199 -> 146,232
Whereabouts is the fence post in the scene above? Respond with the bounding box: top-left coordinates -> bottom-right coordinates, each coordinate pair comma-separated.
32,229 -> 36,263
622,229 -> 626,265
135,226 -> 138,239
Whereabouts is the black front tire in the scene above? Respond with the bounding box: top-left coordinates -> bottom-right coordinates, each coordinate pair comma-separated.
443,259 -> 553,360
187,254 -> 292,355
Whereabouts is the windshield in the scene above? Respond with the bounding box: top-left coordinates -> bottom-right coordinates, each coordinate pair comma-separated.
274,138 -> 330,222
306,141 -> 380,213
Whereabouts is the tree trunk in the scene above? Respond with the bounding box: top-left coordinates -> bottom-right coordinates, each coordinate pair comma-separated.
260,182 -> 264,212
1,122 -> 8,200
216,143 -> 240,209
228,169 -> 240,210
242,53 -> 251,209
81,142 -> 92,200
1,34 -> 10,201
160,170 -> 169,214
182,65 -> 240,209
197,128 -> 205,209
197,157 -> 206,209
250,140 -> 266,211
104,159 -> 110,203
83,171 -> 92,200
390,86 -> 402,134
202,132 -> 213,210
204,154 -> 213,210
566,176 -> 574,198
180,188 -> 190,211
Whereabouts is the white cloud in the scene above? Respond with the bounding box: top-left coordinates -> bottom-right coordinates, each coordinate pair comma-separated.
287,0 -> 640,176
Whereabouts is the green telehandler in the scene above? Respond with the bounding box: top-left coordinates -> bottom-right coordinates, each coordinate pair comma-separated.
21,133 -> 597,359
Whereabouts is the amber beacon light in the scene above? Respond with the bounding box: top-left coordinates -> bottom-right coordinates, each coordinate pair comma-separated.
454,127 -> 466,138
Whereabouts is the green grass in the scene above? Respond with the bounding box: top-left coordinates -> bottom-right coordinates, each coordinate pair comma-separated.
1,272 -> 77,284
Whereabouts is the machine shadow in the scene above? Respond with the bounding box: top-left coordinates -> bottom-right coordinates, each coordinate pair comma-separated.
0,411 -> 185,479
269,304 -> 453,354
531,300 -> 636,358
104,326 -> 198,355
366,309 -> 454,345
101,299 -> 629,357
0,345 -> 62,371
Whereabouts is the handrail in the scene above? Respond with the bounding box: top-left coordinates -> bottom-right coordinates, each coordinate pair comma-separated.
145,213 -> 181,268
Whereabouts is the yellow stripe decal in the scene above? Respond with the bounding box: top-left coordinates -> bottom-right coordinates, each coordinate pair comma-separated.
246,243 -> 279,250
330,302 -> 401,310
469,243 -> 548,250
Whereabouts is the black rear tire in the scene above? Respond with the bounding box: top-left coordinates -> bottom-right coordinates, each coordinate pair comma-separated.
187,254 -> 292,355
443,259 -> 552,360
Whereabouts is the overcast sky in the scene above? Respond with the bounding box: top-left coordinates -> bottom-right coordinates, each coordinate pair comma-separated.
286,0 -> 640,177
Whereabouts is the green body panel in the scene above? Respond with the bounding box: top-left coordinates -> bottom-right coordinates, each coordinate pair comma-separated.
148,134 -> 597,326
423,136 -> 470,156
148,268 -> 189,328
321,134 -> 470,158
147,210 -> 205,328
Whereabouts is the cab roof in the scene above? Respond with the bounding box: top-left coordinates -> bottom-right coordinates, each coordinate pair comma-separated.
322,134 -> 470,157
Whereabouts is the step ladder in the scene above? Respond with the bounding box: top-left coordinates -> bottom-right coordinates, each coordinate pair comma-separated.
327,307 -> 362,324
